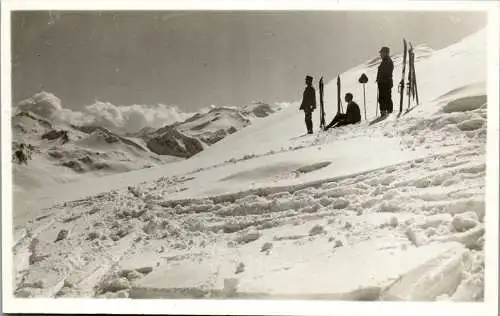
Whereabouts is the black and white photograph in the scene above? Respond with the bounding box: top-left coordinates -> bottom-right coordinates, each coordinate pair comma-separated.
2,1 -> 499,315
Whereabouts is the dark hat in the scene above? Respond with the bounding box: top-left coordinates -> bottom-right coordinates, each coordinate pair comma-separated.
379,46 -> 390,54
305,75 -> 313,81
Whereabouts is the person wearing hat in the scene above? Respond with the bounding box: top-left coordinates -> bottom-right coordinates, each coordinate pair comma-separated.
324,92 -> 361,130
376,46 -> 394,116
299,75 -> 317,134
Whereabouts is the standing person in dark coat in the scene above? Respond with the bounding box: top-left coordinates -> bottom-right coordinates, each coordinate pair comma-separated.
299,75 -> 317,134
324,93 -> 361,130
377,46 -> 394,116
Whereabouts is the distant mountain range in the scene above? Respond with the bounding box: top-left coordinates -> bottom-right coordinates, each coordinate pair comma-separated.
131,101 -> 279,157
12,98 -> 281,190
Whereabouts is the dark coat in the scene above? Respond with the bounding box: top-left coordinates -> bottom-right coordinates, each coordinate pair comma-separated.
345,101 -> 361,124
377,56 -> 394,87
300,85 -> 316,112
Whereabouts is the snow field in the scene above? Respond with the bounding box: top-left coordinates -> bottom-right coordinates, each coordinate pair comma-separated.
12,131 -> 485,299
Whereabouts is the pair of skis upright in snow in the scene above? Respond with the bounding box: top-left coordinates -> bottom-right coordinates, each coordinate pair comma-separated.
319,77 -> 325,130
318,74 -> 343,131
399,39 -> 420,115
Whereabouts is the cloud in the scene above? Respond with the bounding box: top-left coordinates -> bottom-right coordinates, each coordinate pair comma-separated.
14,91 -> 283,135
84,101 -> 126,131
116,103 -> 193,134
16,91 -> 64,118
59,108 -> 90,126
14,91 -> 194,134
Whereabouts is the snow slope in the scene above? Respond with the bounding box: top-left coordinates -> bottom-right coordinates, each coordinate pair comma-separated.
11,28 -> 487,301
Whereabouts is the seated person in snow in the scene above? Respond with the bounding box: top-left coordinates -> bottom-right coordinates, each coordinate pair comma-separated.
324,93 -> 361,130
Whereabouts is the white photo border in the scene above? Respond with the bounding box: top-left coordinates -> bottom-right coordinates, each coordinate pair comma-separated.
2,1 -> 498,315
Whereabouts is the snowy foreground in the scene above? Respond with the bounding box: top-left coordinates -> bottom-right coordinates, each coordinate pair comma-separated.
12,29 -> 487,301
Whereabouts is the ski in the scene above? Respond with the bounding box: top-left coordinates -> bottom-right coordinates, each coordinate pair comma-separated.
407,43 -> 413,110
399,39 -> 408,114
410,43 -> 419,106
404,41 -> 420,114
337,75 -> 343,115
289,133 -> 317,140
369,114 -> 390,126
402,105 -> 418,116
319,76 -> 325,129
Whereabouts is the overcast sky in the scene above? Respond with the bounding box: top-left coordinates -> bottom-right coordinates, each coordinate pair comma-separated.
12,11 -> 486,111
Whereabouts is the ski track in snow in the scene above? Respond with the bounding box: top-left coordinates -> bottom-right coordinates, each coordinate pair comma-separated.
12,105 -> 486,300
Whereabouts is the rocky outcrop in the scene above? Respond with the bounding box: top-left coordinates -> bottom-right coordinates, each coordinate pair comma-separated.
41,130 -> 69,142
146,127 -> 204,158
242,101 -> 275,118
12,111 -> 53,135
199,129 -> 228,145
72,125 -> 147,151
61,156 -> 111,173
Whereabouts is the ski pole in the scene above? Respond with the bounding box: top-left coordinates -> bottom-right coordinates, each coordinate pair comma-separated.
363,83 -> 367,121
363,83 -> 366,121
